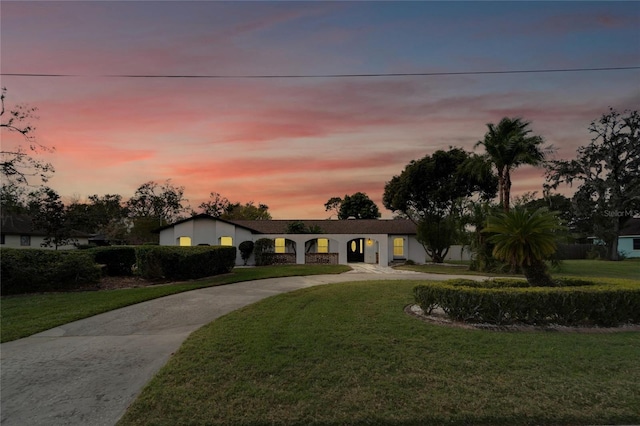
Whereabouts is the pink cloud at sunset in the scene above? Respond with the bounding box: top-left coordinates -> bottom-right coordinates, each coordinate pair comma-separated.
1,1 -> 638,219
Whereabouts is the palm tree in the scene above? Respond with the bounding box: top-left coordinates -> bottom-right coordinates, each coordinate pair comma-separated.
483,207 -> 564,286
475,117 -> 548,212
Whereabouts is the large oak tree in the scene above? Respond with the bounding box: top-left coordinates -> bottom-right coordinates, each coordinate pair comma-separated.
383,147 -> 497,262
545,108 -> 640,260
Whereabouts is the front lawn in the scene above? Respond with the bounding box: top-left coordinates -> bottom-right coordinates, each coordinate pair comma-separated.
0,264 -> 350,343
551,258 -> 640,279
118,280 -> 640,425
399,259 -> 640,280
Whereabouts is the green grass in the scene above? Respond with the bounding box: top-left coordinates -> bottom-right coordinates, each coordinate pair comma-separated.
400,259 -> 640,280
118,280 -> 640,425
0,264 -> 350,343
551,258 -> 640,279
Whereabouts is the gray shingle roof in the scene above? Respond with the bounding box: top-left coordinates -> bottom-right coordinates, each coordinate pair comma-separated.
229,219 -> 417,235
1,214 -> 43,235
620,218 -> 640,236
1,214 -> 91,238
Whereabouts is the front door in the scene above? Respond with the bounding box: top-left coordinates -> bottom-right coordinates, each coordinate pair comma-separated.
347,238 -> 365,262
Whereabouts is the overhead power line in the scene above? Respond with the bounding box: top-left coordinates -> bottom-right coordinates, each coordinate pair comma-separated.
1,66 -> 639,79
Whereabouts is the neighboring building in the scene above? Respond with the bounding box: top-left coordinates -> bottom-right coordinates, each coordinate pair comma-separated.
618,217 -> 640,259
0,214 -> 89,250
156,214 -> 470,266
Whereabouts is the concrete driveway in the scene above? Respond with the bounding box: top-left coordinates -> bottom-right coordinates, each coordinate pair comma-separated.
1,270 -> 484,426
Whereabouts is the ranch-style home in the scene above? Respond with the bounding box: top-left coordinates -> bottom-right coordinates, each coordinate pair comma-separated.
157,214 -> 440,266
0,214 -> 90,249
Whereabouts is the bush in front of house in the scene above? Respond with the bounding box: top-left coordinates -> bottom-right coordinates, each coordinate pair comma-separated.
91,246 -> 137,276
254,238 -> 275,266
0,248 -> 101,295
414,278 -> 640,327
134,246 -> 236,281
238,240 -> 254,266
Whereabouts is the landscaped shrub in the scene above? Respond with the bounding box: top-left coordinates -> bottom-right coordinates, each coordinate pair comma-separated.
0,248 -> 101,295
134,246 -> 236,281
254,238 -> 275,266
91,246 -> 137,276
414,278 -> 640,327
238,241 -> 254,266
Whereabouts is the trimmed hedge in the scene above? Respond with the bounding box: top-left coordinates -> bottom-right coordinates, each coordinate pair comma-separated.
134,246 -> 236,281
414,278 -> 640,327
92,246 -> 137,276
1,246 -> 236,295
1,248 -> 101,295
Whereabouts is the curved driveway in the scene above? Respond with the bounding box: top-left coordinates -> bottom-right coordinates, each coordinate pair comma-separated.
1,270 -> 484,426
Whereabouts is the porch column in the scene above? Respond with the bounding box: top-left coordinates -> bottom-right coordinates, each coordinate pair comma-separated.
295,236 -> 305,264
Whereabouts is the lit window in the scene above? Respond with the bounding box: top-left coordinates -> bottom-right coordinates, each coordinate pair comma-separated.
220,236 -> 233,246
317,238 -> 329,253
393,238 -> 404,257
178,236 -> 192,246
275,238 -> 285,253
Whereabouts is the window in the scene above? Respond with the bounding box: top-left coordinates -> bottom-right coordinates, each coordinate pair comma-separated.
393,238 -> 404,257
634,238 -> 640,250
317,238 -> 329,253
220,236 -> 233,246
178,236 -> 191,246
275,238 -> 286,253
0,234 -> 4,245
20,235 -> 31,246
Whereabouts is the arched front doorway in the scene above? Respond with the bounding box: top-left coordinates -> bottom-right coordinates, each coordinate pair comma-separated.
347,238 -> 365,262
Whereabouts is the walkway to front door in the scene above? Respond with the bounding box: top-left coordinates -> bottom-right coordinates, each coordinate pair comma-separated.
346,263 -> 422,274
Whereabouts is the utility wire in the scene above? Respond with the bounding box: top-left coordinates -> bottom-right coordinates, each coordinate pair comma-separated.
1,66 -> 639,79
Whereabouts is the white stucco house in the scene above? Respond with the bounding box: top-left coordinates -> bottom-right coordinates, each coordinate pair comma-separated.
618,218 -> 640,259
156,214 -> 449,266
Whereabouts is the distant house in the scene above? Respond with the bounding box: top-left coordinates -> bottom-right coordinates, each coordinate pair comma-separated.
618,217 -> 640,259
0,214 -> 89,250
156,214 -> 469,266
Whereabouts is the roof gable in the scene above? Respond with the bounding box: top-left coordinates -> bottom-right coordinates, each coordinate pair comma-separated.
154,214 -> 259,233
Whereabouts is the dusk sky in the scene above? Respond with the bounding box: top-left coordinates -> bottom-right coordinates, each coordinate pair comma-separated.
1,1 -> 638,219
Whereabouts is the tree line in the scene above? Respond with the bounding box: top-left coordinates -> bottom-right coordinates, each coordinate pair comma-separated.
382,109 -> 639,267
2,87 -> 638,263
1,181 -> 276,247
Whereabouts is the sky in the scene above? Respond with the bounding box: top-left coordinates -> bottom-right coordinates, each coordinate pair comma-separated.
1,1 -> 639,219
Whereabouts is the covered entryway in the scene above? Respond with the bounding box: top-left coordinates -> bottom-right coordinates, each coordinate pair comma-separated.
347,238 -> 365,263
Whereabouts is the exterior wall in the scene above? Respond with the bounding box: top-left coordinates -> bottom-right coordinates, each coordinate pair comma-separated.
364,239 -> 378,264
394,236 -> 470,263
160,218 -> 440,266
159,227 -> 175,246
262,234 -> 389,266
173,220 -> 195,244
441,245 -> 472,262
214,221 -> 237,245
1,234 -> 88,250
193,218 -> 216,245
618,236 -> 640,258
407,236 -> 426,263
159,218 -> 254,265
